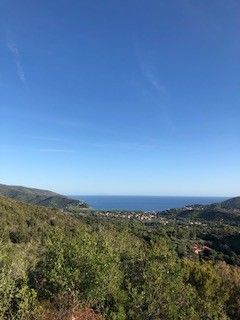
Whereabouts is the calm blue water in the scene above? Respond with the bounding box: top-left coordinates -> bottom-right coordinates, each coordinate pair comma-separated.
71,195 -> 228,211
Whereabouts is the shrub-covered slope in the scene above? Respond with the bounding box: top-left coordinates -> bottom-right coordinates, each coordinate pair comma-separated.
221,196 -> 240,209
0,183 -> 88,211
1,196 -> 240,320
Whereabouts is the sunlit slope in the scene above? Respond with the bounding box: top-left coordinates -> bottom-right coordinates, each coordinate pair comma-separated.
0,195 -> 81,243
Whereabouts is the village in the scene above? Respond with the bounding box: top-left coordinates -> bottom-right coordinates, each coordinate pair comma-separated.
94,210 -> 158,221
93,206 -> 206,227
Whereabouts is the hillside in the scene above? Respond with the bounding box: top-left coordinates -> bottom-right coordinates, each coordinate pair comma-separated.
0,195 -> 80,241
0,195 -> 240,319
220,196 -> 240,210
0,183 -> 89,211
159,197 -> 240,224
178,207 -> 240,223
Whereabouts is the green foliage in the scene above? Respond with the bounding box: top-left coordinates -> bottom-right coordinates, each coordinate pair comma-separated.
184,260 -> 229,319
31,227 -> 125,318
0,243 -> 37,320
0,196 -> 240,319
216,262 -> 240,319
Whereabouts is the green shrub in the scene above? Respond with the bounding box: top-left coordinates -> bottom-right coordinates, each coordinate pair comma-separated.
0,244 -> 37,319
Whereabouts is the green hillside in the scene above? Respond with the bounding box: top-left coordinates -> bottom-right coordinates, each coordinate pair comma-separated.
0,195 -> 240,319
221,196 -> 240,209
161,207 -> 240,225
0,195 -> 80,242
161,199 -> 240,224
0,183 -> 89,211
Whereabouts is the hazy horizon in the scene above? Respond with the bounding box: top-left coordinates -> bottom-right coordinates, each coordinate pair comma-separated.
70,193 -> 230,198
0,181 -> 235,198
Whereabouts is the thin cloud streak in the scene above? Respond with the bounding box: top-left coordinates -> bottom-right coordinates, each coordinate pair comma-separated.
140,63 -> 166,94
0,146 -> 76,153
135,48 -> 166,94
20,135 -> 72,143
37,148 -> 76,153
134,47 -> 175,133
6,33 -> 27,87
91,141 -> 159,150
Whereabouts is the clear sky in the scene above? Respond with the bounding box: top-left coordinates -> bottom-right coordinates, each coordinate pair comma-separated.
0,0 -> 240,196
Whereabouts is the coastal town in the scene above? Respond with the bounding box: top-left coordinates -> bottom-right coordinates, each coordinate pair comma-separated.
93,204 -> 206,224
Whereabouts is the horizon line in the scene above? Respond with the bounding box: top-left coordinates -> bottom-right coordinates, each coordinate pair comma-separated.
68,194 -> 230,198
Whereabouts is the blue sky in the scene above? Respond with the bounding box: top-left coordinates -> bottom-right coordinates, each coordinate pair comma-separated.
0,0 -> 240,196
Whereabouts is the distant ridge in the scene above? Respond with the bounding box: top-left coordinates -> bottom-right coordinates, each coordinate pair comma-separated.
220,196 -> 240,210
0,183 -> 89,211
158,196 -> 240,224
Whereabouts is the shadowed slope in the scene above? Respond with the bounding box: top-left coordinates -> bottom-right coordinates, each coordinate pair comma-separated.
0,183 -> 89,211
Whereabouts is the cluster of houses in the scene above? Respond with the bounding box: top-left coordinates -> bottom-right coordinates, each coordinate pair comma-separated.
193,243 -> 211,255
95,210 -> 158,221
94,209 -> 209,227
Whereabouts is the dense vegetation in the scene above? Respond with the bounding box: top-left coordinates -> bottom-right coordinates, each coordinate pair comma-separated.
0,184 -> 88,211
160,204 -> 240,224
0,196 -> 240,319
221,196 -> 240,209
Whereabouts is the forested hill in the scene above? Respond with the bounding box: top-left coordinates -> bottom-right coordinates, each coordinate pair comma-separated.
0,195 -> 240,319
158,196 -> 240,224
0,183 -> 89,211
220,196 -> 240,209
162,205 -> 240,224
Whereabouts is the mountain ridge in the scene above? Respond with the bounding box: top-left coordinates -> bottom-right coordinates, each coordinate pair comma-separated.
0,183 -> 89,211
220,196 -> 240,210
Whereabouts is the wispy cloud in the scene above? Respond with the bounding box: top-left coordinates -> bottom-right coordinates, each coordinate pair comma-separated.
91,141 -> 159,151
136,48 -> 166,95
20,135 -> 72,143
134,47 -> 175,133
139,61 -> 166,94
6,32 -> 27,87
0,145 -> 76,153
37,148 -> 76,153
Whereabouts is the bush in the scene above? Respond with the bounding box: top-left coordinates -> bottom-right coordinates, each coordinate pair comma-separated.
9,231 -> 28,244
30,227 -> 125,318
0,244 -> 37,319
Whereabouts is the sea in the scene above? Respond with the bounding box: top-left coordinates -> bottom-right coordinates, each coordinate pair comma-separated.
71,195 -> 228,212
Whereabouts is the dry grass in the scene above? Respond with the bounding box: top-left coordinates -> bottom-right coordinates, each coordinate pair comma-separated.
38,304 -> 103,320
